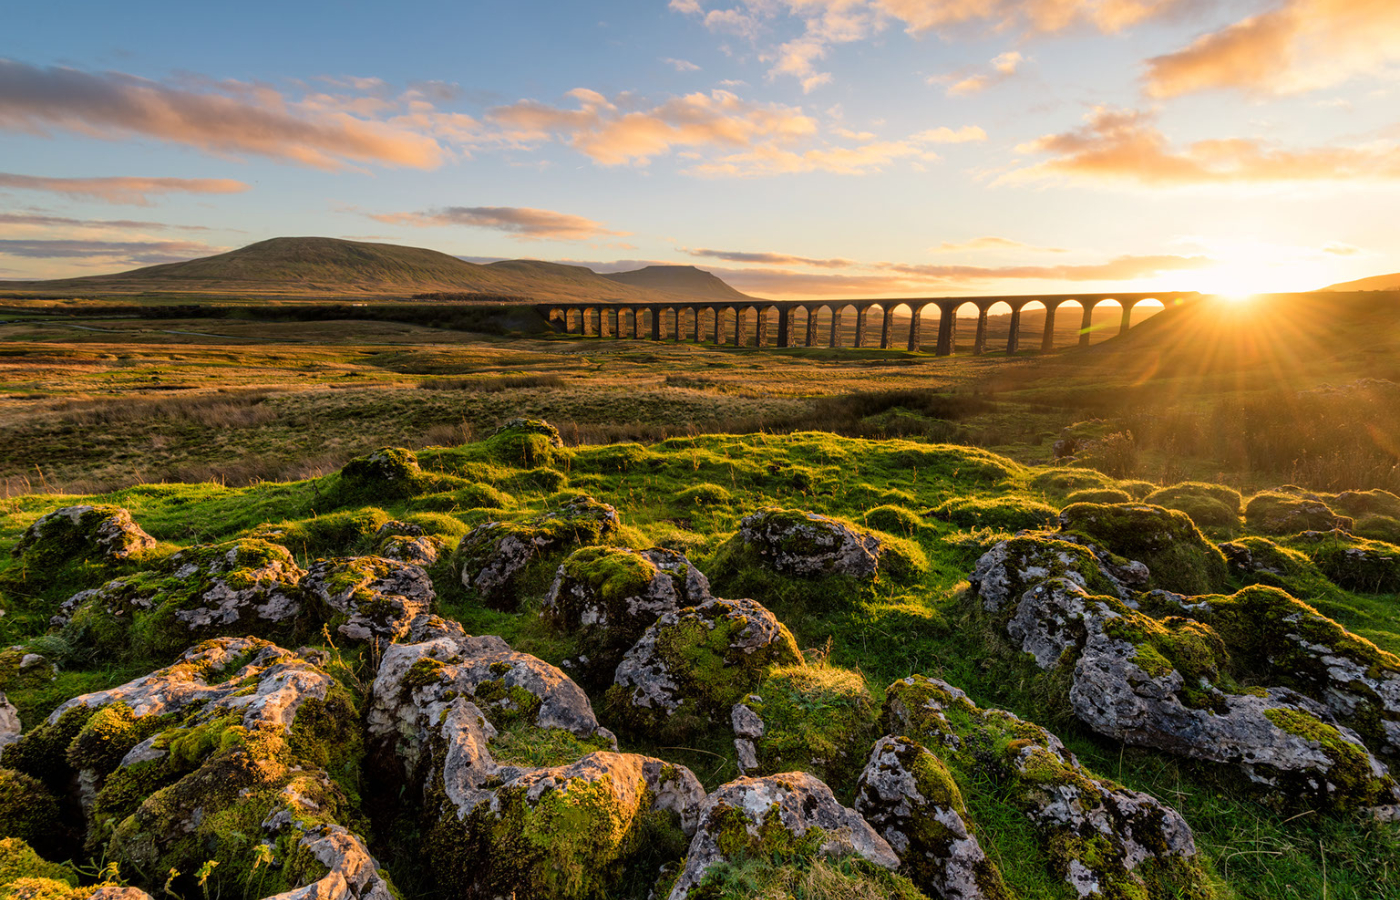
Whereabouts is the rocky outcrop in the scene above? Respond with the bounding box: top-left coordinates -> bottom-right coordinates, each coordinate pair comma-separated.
1295,530 -> 1400,593
456,495 -> 621,609
1,638 -> 377,900
374,520 -> 445,567
666,772 -> 898,900
968,534 -> 1138,615
884,676 -> 1208,899
12,506 -> 155,566
729,665 -> 876,786
542,546 -> 711,686
303,555 -> 435,646
57,539 -> 305,657
1058,502 -> 1229,595
1008,578 -> 1400,814
481,417 -> 566,467
855,736 -> 1010,900
732,508 -> 882,579
606,596 -> 803,740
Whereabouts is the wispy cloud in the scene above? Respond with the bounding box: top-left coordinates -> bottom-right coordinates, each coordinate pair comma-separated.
0,172 -> 248,205
1008,107 -> 1400,186
0,238 -> 223,266
0,212 -> 213,231
932,236 -> 1068,253
684,248 -> 857,267
369,205 -> 627,241
1145,0 -> 1400,98
944,51 -> 1024,97
662,57 -> 702,72
0,59 -> 461,170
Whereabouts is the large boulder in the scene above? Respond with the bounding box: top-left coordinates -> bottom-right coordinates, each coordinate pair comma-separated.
456,495 -> 621,609
855,736 -> 1010,900
481,417 -> 566,467
12,506 -> 155,566
606,596 -> 803,741
1057,503 -> 1228,595
666,772 -> 899,900
884,675 -> 1209,899
57,539 -> 305,658
542,546 -> 711,686
1008,578 -> 1400,814
337,447 -> 443,500
733,508 -> 882,579
1246,492 -> 1353,536
1,638 -> 385,900
374,520 -> 445,568
1295,530 -> 1400,593
367,626 -> 705,900
967,534 -> 1140,615
303,555 -> 435,646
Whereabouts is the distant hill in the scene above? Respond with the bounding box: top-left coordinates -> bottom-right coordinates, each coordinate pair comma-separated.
604,265 -> 752,303
1320,272 -> 1400,292
0,236 -> 759,304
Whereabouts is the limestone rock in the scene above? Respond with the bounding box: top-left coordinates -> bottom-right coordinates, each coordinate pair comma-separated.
968,534 -> 1135,615
456,495 -> 621,609
734,507 -> 882,579
303,556 -> 435,646
607,596 -> 803,740
0,693 -> 20,749
884,675 -> 1208,899
855,735 -> 1009,900
57,539 -> 305,656
12,505 -> 155,565
419,699 -> 705,900
367,630 -> 613,785
1008,578 -> 1400,814
1058,502 -> 1228,595
542,546 -> 711,685
667,772 -> 898,900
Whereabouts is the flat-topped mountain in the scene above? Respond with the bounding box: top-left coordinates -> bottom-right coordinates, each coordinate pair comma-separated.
0,236 -> 758,303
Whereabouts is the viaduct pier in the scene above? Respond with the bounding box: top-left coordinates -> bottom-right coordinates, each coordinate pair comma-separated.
536,292 -> 1196,355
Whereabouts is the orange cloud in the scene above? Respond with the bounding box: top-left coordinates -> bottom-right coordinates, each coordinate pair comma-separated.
1010,107 -> 1400,186
0,212 -> 213,231
933,236 -> 1068,253
0,60 -> 450,170
945,51 -> 1024,96
684,248 -> 858,267
1145,0 -> 1400,97
490,89 -> 817,166
369,206 -> 626,241
0,172 -> 248,205
0,238 -> 223,267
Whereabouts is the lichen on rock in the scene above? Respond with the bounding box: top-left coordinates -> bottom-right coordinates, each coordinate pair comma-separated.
303,555 -> 434,646
1057,502 -> 1229,595
729,507 -> 883,579
541,545 -> 711,687
455,495 -> 621,610
606,596 -> 803,741
12,506 -> 155,567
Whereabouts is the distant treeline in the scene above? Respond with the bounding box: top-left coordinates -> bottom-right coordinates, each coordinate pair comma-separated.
0,302 -> 550,336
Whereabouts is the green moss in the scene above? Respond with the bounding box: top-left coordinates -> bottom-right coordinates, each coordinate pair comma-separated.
675,484 -> 733,507
1058,502 -> 1229,595
1302,533 -> 1400,594
1245,492 -> 1353,536
862,505 -> 923,536
1117,480 -> 1157,501
930,496 -> 1057,532
1030,467 -> 1119,497
1145,482 -> 1244,515
746,664 -> 876,786
67,702 -> 170,774
0,772 -> 60,851
0,839 -> 78,893
1065,488 -> 1134,504
488,722 -> 613,769
1263,708 -> 1393,811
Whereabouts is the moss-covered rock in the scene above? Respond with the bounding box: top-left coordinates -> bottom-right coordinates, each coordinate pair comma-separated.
0,770 -> 60,852
668,772 -> 900,900
455,495 -> 621,610
607,597 -> 803,742
854,736 -> 1010,900
11,506 -> 155,567
734,664 -> 876,786
477,417 -> 566,468
967,534 -> 1139,616
2,637 -> 384,900
1295,530 -> 1400,594
0,839 -> 83,899
1246,492 -> 1353,536
57,539 -> 305,659
1328,489 -> 1400,521
1064,487 -> 1133,504
337,446 -> 444,501
883,675 -> 1211,900
1117,480 -> 1157,500
1029,467 -> 1119,497
303,555 -> 435,646
729,508 -> 883,580
1058,502 -> 1229,595
1006,579 -> 1400,814
542,546 -> 711,688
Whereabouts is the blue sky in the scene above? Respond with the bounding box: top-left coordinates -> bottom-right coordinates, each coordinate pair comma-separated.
3,0 -> 1398,296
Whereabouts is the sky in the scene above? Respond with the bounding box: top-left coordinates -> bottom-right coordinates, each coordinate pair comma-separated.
2,0 -> 1398,299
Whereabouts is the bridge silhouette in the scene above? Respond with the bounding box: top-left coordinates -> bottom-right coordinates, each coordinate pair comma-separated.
537,292 -> 1197,355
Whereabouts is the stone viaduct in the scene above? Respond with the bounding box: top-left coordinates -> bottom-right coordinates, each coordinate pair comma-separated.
537,292 -> 1195,355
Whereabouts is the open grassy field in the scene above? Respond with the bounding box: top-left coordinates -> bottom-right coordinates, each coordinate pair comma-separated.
2,292 -> 1400,899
